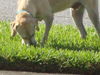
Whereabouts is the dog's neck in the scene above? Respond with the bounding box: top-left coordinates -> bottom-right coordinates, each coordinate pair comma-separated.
16,10 -> 34,18
17,0 -> 37,17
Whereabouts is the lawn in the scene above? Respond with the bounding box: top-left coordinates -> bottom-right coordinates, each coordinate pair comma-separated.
0,21 -> 100,74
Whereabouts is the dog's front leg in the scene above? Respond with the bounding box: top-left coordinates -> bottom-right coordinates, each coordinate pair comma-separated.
72,5 -> 87,38
41,15 -> 54,47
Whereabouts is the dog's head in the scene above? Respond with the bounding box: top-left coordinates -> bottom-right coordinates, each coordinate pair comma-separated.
11,12 -> 39,46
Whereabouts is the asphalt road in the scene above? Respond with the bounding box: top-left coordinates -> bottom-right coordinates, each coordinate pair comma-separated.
0,0 -> 100,25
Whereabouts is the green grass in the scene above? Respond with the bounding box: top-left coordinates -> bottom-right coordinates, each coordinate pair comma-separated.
0,21 -> 100,74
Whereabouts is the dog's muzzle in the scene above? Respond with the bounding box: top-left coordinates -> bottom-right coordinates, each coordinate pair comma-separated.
22,34 -> 37,47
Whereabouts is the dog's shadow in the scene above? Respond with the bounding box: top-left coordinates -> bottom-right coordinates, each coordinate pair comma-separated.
48,42 -> 99,52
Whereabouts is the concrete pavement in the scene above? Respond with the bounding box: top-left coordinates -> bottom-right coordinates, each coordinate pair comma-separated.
0,71 -> 80,75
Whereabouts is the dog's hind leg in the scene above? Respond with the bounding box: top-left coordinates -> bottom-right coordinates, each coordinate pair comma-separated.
72,4 -> 87,38
84,1 -> 100,36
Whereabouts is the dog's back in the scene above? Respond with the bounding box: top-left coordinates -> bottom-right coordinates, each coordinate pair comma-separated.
46,0 -> 79,12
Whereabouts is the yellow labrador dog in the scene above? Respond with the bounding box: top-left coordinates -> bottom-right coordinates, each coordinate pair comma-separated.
11,0 -> 100,46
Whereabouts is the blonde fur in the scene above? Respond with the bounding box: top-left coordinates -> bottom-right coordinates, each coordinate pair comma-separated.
11,0 -> 100,46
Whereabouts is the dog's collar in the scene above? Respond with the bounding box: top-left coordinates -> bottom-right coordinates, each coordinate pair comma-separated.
16,10 -> 34,18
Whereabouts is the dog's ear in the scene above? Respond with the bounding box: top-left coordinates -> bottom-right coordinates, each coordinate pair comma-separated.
10,21 -> 19,37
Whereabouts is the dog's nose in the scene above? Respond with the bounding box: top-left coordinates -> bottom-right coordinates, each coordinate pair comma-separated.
22,37 -> 37,47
